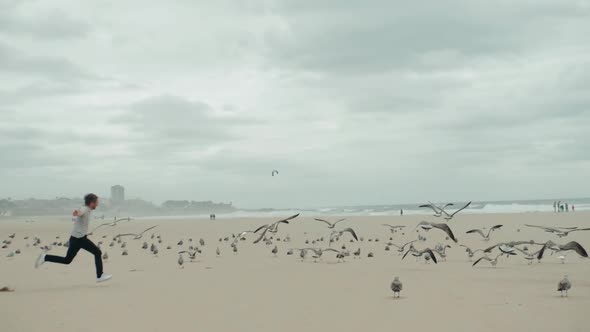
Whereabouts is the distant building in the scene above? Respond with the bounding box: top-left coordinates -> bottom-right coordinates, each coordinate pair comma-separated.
111,185 -> 125,203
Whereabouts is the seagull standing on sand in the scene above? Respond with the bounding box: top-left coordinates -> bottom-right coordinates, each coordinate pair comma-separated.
558,275 -> 571,297
391,277 -> 403,298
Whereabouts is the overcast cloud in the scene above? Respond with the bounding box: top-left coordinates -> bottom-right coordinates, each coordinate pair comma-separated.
1,0 -> 589,207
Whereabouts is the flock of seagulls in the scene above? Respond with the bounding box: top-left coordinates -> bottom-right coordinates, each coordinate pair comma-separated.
1,200 -> 587,299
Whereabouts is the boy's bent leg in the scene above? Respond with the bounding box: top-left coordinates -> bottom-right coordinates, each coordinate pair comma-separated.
79,237 -> 103,278
44,237 -> 81,265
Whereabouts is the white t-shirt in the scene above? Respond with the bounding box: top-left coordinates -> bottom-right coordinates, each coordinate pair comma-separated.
71,206 -> 92,238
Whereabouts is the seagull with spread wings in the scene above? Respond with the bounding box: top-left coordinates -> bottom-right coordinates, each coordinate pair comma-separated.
415,221 -> 458,242
465,225 -> 503,241
253,214 -> 300,244
314,218 -> 346,229
418,202 -> 454,217
381,224 -> 406,233
472,252 -> 516,268
402,247 -> 438,264
329,228 -> 359,245
88,217 -> 133,235
525,224 -> 590,238
114,226 -> 157,240
536,241 -> 589,260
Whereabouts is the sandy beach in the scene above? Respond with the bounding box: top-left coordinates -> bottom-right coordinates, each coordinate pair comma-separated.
1,212 -> 588,332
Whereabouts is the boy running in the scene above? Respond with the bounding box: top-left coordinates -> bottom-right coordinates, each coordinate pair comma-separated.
35,193 -> 112,283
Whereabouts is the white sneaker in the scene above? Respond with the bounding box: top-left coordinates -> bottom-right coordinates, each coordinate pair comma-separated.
96,274 -> 112,283
35,253 -> 45,269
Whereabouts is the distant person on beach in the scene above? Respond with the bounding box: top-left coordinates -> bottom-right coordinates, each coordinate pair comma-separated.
400,209 -> 403,216
34,194 -> 112,283
572,205 -> 575,212
553,201 -> 557,213
565,203 -> 569,212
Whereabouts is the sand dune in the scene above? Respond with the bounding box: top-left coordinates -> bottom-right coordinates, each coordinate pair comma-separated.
1,212 -> 588,332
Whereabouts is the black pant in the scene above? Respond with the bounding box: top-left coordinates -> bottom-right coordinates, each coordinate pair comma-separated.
44,236 -> 103,278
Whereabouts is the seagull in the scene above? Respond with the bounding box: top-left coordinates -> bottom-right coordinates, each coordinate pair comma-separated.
418,202 -> 455,217
390,240 -> 417,255
115,226 -> 158,240
459,245 -> 484,261
177,254 -> 184,268
484,240 -> 536,253
293,248 -> 310,261
318,248 -> 347,262
511,246 -> 541,264
271,170 -> 279,176
420,202 -> 471,220
314,218 -> 346,229
415,221 -> 458,242
231,230 -> 255,246
391,277 -> 403,298
253,214 -> 300,244
434,243 -> 451,261
466,225 -> 503,241
88,217 -> 132,235
178,250 -> 197,262
472,252 -> 516,267
402,247 -> 438,264
329,228 -> 359,245
558,275 -> 571,297
525,224 -> 590,238
536,241 -> 589,260
271,245 -> 278,256
381,224 -> 406,233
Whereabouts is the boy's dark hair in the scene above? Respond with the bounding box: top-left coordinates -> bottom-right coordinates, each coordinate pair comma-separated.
84,193 -> 98,206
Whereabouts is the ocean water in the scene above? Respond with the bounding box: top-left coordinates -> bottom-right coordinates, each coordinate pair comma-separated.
139,198 -> 590,219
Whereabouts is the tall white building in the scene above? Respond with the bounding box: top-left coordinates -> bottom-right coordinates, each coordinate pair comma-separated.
111,185 -> 125,203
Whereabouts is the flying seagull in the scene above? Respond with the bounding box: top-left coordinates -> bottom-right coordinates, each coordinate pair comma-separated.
381,224 -> 406,233
420,202 -> 472,220
524,224 -> 590,238
314,218 -> 346,229
402,247 -> 438,264
390,240 -> 417,255
271,170 -> 279,176
88,217 -> 133,235
472,252 -> 516,267
115,226 -> 158,240
536,241 -> 588,260
253,214 -> 300,244
415,221 -> 458,242
231,230 -> 255,247
483,240 -> 536,253
329,228 -> 359,244
465,225 -> 503,241
418,202 -> 455,217
459,245 -> 484,261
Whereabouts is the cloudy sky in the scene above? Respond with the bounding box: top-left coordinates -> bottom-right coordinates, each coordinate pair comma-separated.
1,0 -> 589,208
